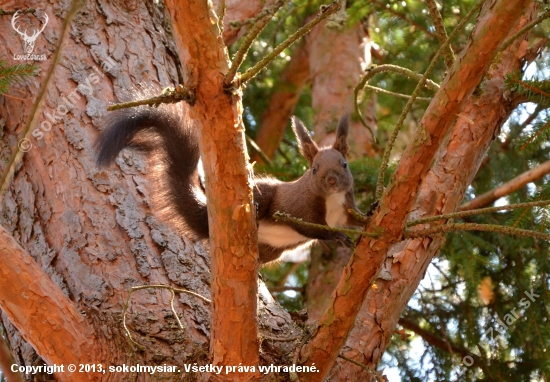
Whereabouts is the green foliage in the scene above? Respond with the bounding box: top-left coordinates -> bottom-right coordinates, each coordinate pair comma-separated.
260,262 -> 308,312
0,60 -> 37,95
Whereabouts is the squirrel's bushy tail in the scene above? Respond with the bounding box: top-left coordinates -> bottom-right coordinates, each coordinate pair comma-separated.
95,105 -> 209,239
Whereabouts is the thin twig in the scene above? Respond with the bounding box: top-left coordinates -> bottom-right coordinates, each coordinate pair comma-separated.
0,0 -> 84,201
347,208 -> 373,224
239,1 -> 341,85
404,222 -> 550,241
107,85 -> 196,111
374,0 -> 485,199
337,354 -> 384,382
246,134 -> 273,166
498,7 -> 550,55
122,285 -> 210,350
169,288 -> 185,331
224,0 -> 285,88
273,212 -> 381,238
372,0 -> 435,39
261,333 -> 301,341
425,0 -> 455,67
407,200 -> 550,227
354,64 -> 439,135
519,120 -> 550,151
217,0 -> 226,31
356,64 -> 440,94
1,94 -> 26,101
364,84 -> 433,101
0,8 -> 35,15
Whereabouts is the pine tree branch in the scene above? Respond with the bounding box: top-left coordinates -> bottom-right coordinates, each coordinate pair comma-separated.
0,61 -> 38,95
497,7 -> 550,55
224,0 -> 285,88
337,354 -> 385,382
519,120 -> 550,151
106,85 -> 196,111
239,1 -> 341,85
273,212 -> 382,238
398,318 -> 485,368
407,200 -> 550,226
371,0 -> 435,40
375,0 -> 485,199
459,159 -> 550,210
363,84 -> 433,101
354,64 -> 440,140
355,64 -> 440,95
425,0 -> 455,68
404,222 -> 550,241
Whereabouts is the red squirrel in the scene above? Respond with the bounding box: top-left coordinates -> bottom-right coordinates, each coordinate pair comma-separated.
95,106 -> 364,263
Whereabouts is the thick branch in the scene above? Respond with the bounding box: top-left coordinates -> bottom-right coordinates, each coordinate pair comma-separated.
0,226 -> 98,381
460,159 -> 550,210
165,0 -> 260,379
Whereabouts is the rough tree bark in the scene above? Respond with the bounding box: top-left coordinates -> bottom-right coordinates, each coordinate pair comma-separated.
164,0 -> 260,379
0,1 -> 296,381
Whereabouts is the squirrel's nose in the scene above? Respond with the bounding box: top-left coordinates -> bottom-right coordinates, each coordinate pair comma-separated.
327,176 -> 337,185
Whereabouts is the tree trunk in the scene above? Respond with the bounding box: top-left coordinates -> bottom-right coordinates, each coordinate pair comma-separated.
164,0 -> 260,379
307,19 -> 376,158
0,1 -> 295,381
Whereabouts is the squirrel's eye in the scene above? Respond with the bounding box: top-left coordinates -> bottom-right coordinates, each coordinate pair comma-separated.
312,168 -> 317,174
342,161 -> 348,168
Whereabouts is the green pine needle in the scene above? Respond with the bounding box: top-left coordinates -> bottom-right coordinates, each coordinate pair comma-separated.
0,60 -> 38,95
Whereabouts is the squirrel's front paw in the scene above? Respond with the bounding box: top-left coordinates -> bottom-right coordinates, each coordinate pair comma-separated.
333,233 -> 354,248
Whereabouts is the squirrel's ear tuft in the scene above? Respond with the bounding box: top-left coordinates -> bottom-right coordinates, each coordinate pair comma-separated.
333,113 -> 349,157
291,116 -> 319,166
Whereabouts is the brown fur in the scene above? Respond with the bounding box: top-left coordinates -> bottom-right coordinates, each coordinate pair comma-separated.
95,106 -> 365,264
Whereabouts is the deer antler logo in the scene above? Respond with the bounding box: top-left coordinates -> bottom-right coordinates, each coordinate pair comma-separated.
11,11 -> 49,54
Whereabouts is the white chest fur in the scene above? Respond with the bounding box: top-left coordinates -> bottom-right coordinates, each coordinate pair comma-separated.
325,192 -> 347,227
257,222 -> 309,248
